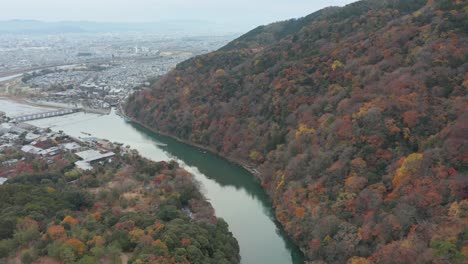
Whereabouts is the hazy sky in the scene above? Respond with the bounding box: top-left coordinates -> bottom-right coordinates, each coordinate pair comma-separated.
1,0 -> 357,27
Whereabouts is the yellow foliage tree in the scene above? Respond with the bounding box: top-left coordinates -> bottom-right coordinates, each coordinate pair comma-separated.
348,257 -> 371,264
275,172 -> 285,192
295,124 -> 315,138
249,150 -> 262,161
65,238 -> 86,256
448,200 -> 468,218
182,87 -> 191,97
392,153 -> 424,188
62,215 -> 78,227
332,60 -> 344,70
129,228 -> 145,243
215,69 -> 227,77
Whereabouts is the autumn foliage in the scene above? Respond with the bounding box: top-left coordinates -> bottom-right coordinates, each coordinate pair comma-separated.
62,215 -> 79,227
65,238 -> 86,256
47,225 -> 66,240
125,0 -> 468,262
0,149 -> 239,263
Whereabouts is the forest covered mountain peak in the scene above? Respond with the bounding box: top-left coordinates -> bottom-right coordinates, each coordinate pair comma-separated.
219,0 -> 429,52
125,0 -> 467,262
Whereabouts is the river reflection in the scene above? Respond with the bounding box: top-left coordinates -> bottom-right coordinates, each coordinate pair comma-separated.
26,109 -> 304,264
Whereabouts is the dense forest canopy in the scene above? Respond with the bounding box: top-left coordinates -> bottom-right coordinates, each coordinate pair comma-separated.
0,149 -> 239,263
125,0 -> 467,263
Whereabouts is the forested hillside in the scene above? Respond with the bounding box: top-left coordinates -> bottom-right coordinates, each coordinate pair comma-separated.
0,150 -> 239,263
125,0 -> 467,262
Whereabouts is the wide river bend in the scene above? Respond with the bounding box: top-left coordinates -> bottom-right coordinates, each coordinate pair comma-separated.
24,109 -> 305,264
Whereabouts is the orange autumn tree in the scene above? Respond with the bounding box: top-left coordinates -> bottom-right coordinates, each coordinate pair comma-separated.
90,211 -> 102,221
295,207 -> 305,219
47,225 -> 66,240
65,238 -> 86,256
153,239 -> 169,255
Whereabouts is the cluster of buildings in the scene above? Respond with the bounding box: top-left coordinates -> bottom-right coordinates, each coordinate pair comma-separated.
22,51 -> 194,110
0,120 -> 131,184
0,32 -> 237,184
27,70 -> 89,89
0,32 -> 231,74
1,33 -> 234,112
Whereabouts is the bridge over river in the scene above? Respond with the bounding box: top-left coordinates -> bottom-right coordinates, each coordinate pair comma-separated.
10,108 -> 81,122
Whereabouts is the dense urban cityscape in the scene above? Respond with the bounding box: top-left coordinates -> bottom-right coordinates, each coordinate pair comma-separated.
0,32 -> 234,110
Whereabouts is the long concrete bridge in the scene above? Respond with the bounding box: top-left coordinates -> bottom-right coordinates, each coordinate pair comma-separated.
10,108 -> 81,122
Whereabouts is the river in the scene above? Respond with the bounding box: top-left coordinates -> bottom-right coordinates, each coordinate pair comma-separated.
22,109 -> 305,264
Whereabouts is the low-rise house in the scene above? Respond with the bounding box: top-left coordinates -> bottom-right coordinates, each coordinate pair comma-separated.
21,145 -> 43,155
25,132 -> 41,142
2,159 -> 18,166
0,144 -> 13,150
1,133 -> 19,142
75,149 -> 115,162
60,142 -> 81,152
40,147 -> 60,157
74,149 -> 115,171
9,126 -> 26,135
0,123 -> 12,135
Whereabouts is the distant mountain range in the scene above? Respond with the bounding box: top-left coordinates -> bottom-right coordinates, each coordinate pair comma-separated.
0,19 -> 243,35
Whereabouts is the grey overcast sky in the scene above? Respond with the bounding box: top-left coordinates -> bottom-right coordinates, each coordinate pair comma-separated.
1,0 -> 357,26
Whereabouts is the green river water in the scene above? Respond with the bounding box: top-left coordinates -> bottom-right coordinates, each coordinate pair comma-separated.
27,109 -> 305,264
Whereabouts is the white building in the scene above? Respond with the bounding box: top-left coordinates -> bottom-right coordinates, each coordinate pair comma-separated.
74,149 -> 115,171
0,177 -> 7,185
21,145 -> 43,155
61,142 -> 81,152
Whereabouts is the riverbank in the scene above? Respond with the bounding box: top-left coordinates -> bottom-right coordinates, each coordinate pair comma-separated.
0,120 -> 240,263
118,103 -> 260,177
119,104 -> 307,262
0,95 -> 112,117
0,97 -> 57,117
17,99 -> 304,264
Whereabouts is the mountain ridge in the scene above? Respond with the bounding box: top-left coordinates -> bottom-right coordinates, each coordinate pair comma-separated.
0,19 -> 242,35
125,0 -> 467,262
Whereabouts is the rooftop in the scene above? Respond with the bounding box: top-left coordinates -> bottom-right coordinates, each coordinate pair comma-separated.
75,160 -> 93,171
61,142 -> 81,151
75,149 -> 115,162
